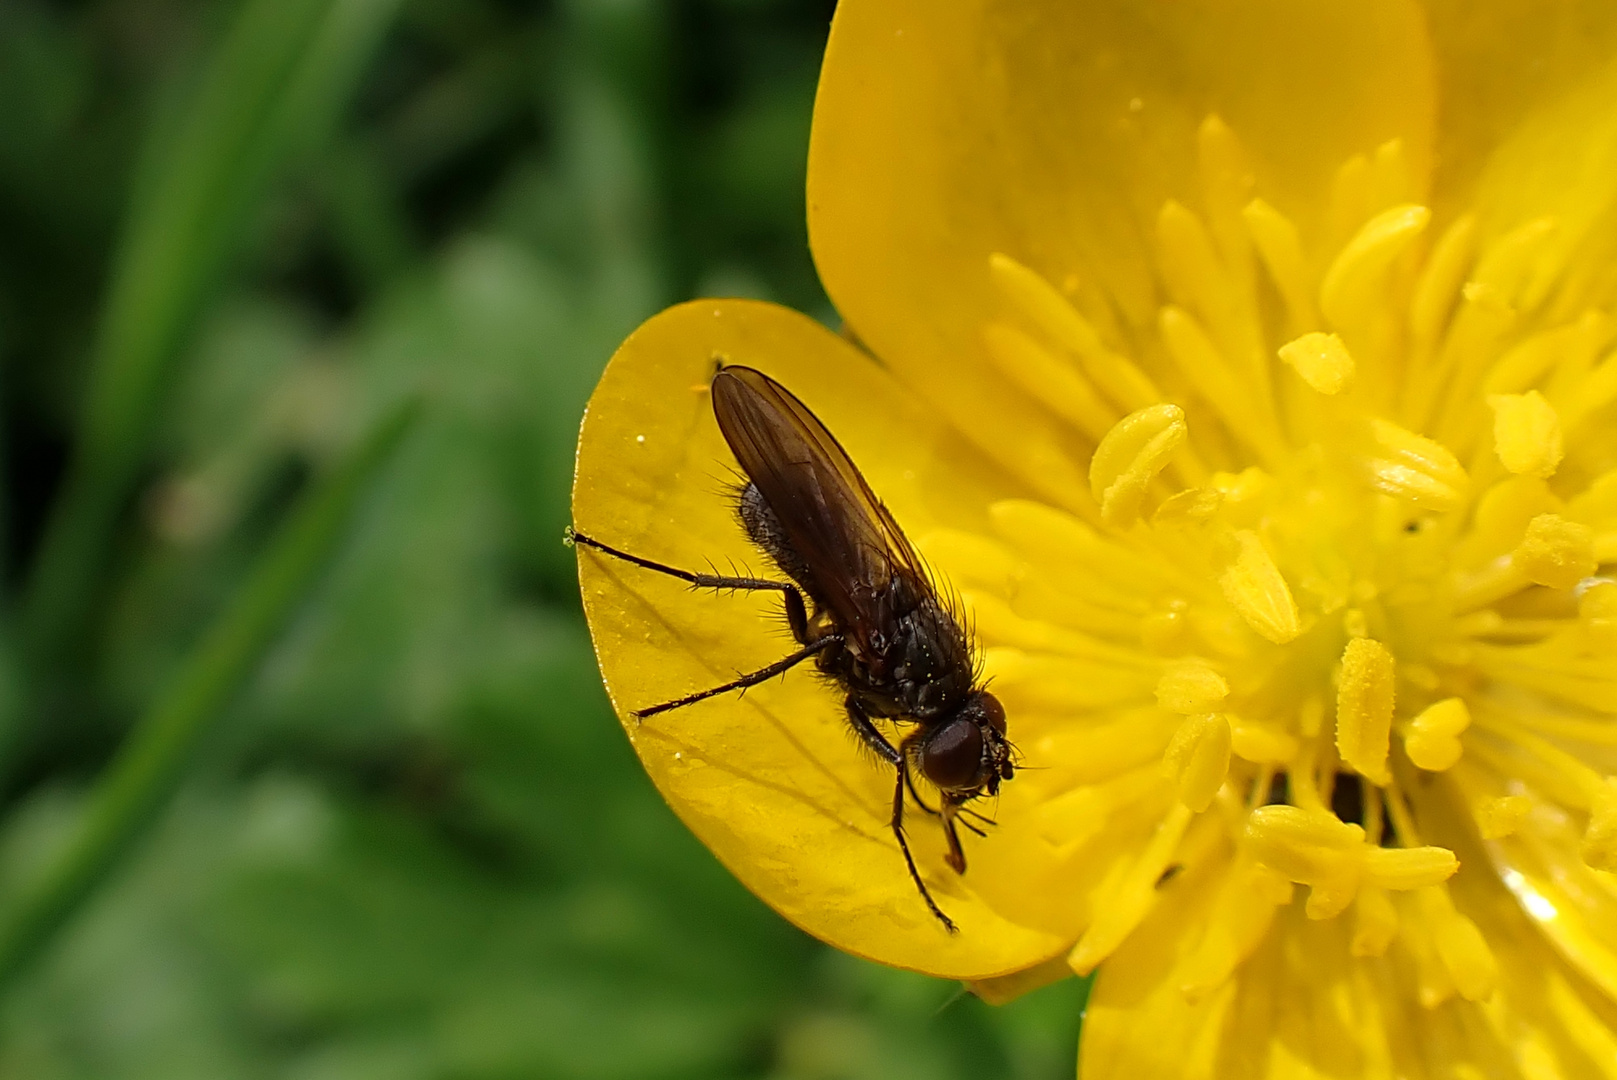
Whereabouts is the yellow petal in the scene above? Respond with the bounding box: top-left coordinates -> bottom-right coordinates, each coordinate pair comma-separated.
1434,1 -> 1617,321
808,0 -> 1434,497
573,300 -> 1066,977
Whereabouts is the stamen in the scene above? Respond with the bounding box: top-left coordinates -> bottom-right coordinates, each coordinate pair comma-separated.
1279,331 -> 1355,395
1155,663 -> 1229,713
1243,803 -> 1363,918
1350,886 -> 1398,957
1484,313 -> 1609,397
1335,638 -> 1395,785
1162,712 -> 1231,811
1475,794 -> 1531,839
1431,219 -> 1560,440
1242,198 -> 1315,332
1157,200 -> 1269,403
1196,115 -> 1256,288
1159,306 -> 1284,463
1419,887 -> 1499,1002
1560,349 -> 1617,434
1406,214 -> 1476,369
1175,857 -> 1291,999
1229,720 -> 1297,765
1089,404 -> 1188,528
1486,390 -> 1563,478
1581,581 -> 1617,651
1367,138 -> 1413,213
1218,530 -> 1302,644
1580,776 -> 1617,872
1402,696 -> 1471,772
1362,417 -> 1468,511
1320,204 -> 1430,330
983,323 -> 1115,442
1068,803 -> 1194,974
915,529 -> 1021,596
1512,513 -> 1596,589
988,253 -> 1162,412
1361,845 -> 1459,890
1473,217 -> 1558,313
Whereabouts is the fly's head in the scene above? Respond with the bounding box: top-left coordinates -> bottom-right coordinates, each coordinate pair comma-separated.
917,690 -> 1012,798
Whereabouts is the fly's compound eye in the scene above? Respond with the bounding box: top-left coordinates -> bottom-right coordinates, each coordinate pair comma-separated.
977,691 -> 1007,735
920,716 -> 985,792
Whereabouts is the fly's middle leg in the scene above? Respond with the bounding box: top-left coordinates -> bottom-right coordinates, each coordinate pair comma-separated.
635,634 -> 841,720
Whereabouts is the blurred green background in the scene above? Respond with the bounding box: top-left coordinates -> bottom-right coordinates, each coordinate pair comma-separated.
0,0 -> 1086,1075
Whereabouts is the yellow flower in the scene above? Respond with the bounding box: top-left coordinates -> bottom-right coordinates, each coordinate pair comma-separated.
574,0 -> 1617,1074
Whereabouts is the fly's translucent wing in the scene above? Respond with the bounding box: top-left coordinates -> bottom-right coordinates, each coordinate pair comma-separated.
710,366 -> 931,653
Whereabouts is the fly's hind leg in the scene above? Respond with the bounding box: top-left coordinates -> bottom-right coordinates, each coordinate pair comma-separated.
566,528 -> 808,640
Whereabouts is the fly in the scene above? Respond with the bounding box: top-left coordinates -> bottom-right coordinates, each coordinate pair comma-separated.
569,365 -> 1013,932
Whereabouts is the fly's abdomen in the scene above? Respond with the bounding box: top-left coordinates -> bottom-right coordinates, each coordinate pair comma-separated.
736,482 -> 814,590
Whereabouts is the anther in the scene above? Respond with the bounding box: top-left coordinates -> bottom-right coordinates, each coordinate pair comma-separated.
988,253 -> 1161,411
1419,887 -> 1499,1002
1362,418 -> 1469,511
1336,638 -> 1395,785
1279,331 -> 1354,394
1320,204 -> 1431,329
1487,390 -> 1563,478
1219,530 -> 1301,644
1581,776 -> 1617,872
1403,697 -> 1471,772
1243,198 -> 1314,330
1089,404 -> 1187,527
1513,513 -> 1596,590
1155,663 -> 1229,713
1162,712 -> 1231,812
1351,887 -> 1398,957
1475,794 -> 1530,839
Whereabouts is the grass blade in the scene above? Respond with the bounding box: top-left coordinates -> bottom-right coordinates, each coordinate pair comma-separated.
23,0 -> 404,673
0,398 -> 419,991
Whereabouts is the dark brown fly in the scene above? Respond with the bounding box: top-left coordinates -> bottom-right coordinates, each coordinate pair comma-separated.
569,365 -> 1013,932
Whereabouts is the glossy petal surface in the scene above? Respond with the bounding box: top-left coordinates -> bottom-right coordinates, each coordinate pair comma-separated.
573,299 -> 1069,978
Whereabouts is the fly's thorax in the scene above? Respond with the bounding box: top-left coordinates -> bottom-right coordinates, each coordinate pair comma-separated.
889,591 -> 977,718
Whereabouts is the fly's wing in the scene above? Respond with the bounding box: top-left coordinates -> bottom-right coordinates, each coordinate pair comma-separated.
710,366 -> 928,645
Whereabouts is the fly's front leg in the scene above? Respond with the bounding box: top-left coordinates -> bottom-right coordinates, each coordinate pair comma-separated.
845,698 -> 955,932
891,736 -> 957,934
940,795 -> 969,875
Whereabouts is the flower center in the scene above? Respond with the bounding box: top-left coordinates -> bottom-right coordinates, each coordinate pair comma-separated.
916,116 -> 1617,1002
